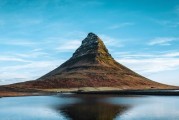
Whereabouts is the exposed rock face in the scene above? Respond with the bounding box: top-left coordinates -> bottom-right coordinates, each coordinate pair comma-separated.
13,33 -> 175,89
72,32 -> 112,60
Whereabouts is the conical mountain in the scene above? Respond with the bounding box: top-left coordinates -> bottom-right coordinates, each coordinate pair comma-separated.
14,33 -> 175,90
39,32 -> 120,79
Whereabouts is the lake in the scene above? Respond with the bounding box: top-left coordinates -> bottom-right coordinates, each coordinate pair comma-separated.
0,94 -> 179,120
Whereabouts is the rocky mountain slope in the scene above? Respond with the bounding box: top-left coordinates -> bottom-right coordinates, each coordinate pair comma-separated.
10,33 -> 176,90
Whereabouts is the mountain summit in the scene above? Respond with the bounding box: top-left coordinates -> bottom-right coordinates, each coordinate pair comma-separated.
72,32 -> 112,60
14,33 -> 174,90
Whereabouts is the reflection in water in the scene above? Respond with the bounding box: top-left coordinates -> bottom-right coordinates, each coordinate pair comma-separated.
54,95 -> 129,120
1,95 -> 179,120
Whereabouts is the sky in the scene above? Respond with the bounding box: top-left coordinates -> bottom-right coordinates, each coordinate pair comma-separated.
0,0 -> 179,85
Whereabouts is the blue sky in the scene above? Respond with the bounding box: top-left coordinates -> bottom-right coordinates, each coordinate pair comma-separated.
0,0 -> 179,85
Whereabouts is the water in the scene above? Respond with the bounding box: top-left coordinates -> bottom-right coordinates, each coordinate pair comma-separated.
0,94 -> 179,120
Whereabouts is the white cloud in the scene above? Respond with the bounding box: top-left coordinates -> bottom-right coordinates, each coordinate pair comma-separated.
0,46 -> 65,85
32,48 -> 43,52
162,52 -> 179,57
148,37 -> 178,46
118,58 -> 179,74
0,49 -> 50,64
15,51 -> 49,58
0,60 -> 62,72
1,39 -> 37,47
99,34 -> 123,48
117,56 -> 179,85
148,70 -> 179,85
114,52 -> 154,58
56,40 -> 81,52
0,72 -> 32,83
114,51 -> 179,58
115,51 -> 179,76
0,56 -> 30,62
0,60 -> 64,85
108,22 -> 134,29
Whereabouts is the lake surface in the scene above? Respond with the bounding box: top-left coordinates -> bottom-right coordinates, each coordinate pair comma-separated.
0,94 -> 179,120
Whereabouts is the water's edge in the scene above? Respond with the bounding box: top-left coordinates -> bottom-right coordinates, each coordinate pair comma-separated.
73,89 -> 179,96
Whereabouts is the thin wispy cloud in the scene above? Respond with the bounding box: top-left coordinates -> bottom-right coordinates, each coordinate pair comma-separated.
0,60 -> 64,85
114,52 -> 154,58
0,48 -> 63,85
100,34 -> 124,48
56,40 -> 81,52
118,58 -> 179,74
108,22 -> 134,29
163,52 -> 179,57
1,61 -> 60,71
115,51 -> 179,74
163,21 -> 179,28
152,18 -> 179,28
114,51 -> 179,59
0,56 -> 30,62
32,48 -> 43,52
1,39 -> 37,47
15,51 -> 49,58
0,49 -> 50,65
148,37 -> 178,46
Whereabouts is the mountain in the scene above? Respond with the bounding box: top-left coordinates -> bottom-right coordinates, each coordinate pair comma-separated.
10,33 -> 175,90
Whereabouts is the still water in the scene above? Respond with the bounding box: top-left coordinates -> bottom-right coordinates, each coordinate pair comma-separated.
0,94 -> 179,120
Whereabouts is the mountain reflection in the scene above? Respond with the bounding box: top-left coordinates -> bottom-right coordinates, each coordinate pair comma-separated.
54,95 -> 129,120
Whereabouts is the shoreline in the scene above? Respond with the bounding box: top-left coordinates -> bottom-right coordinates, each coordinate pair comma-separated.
73,89 -> 179,96
1,89 -> 179,97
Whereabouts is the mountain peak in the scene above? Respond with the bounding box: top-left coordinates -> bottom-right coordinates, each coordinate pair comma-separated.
72,32 -> 112,61
87,32 -> 98,39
